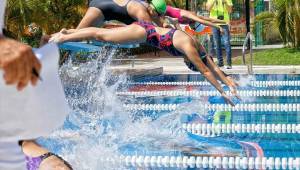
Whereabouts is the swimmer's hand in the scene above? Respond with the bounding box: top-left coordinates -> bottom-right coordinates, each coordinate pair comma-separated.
221,92 -> 235,106
0,38 -> 41,90
227,76 -> 239,87
229,85 -> 241,100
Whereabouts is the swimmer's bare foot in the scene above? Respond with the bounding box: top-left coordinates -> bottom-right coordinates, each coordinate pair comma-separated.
49,32 -> 65,43
60,28 -> 68,34
46,28 -> 68,43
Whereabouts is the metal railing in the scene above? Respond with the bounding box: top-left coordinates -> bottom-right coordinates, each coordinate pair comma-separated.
242,32 -> 254,74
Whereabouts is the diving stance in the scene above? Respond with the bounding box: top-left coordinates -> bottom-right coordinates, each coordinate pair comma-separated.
49,22 -> 239,105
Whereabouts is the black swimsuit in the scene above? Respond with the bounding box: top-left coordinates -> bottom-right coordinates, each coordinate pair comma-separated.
89,0 -> 136,25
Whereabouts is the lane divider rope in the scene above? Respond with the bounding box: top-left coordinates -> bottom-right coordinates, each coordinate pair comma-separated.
123,103 -> 300,112
118,90 -> 300,97
131,81 -> 300,87
182,123 -> 300,135
111,155 -> 300,169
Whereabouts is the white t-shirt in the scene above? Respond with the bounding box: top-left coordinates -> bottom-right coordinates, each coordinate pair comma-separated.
0,0 -> 5,34
0,44 -> 70,170
0,44 -> 70,142
0,2 -> 26,169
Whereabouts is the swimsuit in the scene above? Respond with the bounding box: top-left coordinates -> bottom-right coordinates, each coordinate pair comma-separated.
134,21 -> 184,56
89,0 -> 135,25
26,152 -> 73,170
134,21 -> 207,71
18,140 -> 72,170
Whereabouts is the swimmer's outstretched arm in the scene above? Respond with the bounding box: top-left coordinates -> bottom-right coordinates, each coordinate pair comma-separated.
204,56 -> 239,97
179,10 -> 225,30
173,34 -> 234,106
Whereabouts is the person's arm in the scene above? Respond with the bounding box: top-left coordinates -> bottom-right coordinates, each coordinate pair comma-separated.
180,10 -> 223,30
182,44 -> 234,106
204,55 -> 239,97
0,0 -> 41,90
128,1 -> 164,27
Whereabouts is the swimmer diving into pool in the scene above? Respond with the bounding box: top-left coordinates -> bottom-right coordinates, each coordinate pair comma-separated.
49,20 -> 240,105
76,0 -> 165,29
40,0 -> 167,44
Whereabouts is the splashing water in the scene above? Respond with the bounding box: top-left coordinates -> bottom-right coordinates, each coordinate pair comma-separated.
40,47 -> 248,169
236,74 -> 256,87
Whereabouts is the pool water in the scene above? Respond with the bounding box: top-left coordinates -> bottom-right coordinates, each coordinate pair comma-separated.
40,57 -> 300,170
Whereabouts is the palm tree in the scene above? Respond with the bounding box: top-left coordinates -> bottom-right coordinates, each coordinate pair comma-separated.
256,0 -> 300,48
5,0 -> 87,39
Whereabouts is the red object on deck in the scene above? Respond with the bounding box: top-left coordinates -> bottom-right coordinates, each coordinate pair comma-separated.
184,25 -> 212,35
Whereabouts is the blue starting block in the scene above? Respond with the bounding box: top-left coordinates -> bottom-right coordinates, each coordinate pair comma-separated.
59,41 -> 140,53
59,42 -> 100,53
91,40 -> 140,49
58,41 -> 140,63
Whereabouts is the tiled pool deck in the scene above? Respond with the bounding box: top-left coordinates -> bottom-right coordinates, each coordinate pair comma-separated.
110,58 -> 300,75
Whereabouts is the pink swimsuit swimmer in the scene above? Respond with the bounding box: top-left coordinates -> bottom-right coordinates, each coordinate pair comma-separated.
133,21 -> 207,71
134,21 -> 184,56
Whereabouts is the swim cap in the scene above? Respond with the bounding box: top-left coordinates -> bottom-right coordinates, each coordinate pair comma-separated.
150,0 -> 167,15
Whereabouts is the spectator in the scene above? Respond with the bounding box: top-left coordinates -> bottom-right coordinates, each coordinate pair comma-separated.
0,1 -> 69,169
206,0 -> 233,69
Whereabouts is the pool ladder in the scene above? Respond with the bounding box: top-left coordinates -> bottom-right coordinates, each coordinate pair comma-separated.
242,32 -> 254,75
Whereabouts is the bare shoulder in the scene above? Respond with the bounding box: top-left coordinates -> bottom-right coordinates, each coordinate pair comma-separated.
128,0 -> 147,10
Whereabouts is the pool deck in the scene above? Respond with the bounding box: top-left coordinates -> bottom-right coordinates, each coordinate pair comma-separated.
110,58 -> 300,75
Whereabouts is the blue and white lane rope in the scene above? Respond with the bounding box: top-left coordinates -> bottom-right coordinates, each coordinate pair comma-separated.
102,155 -> 300,169
182,123 -> 300,135
118,90 -> 300,97
132,80 -> 300,87
123,103 -> 300,112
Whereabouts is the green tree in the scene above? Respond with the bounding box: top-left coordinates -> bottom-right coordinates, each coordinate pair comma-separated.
256,0 -> 300,48
5,0 -> 87,39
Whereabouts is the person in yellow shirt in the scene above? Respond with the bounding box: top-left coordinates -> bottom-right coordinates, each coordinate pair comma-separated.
207,0 -> 233,69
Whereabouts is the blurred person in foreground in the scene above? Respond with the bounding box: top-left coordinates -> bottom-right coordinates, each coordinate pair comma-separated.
0,1 -> 69,169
